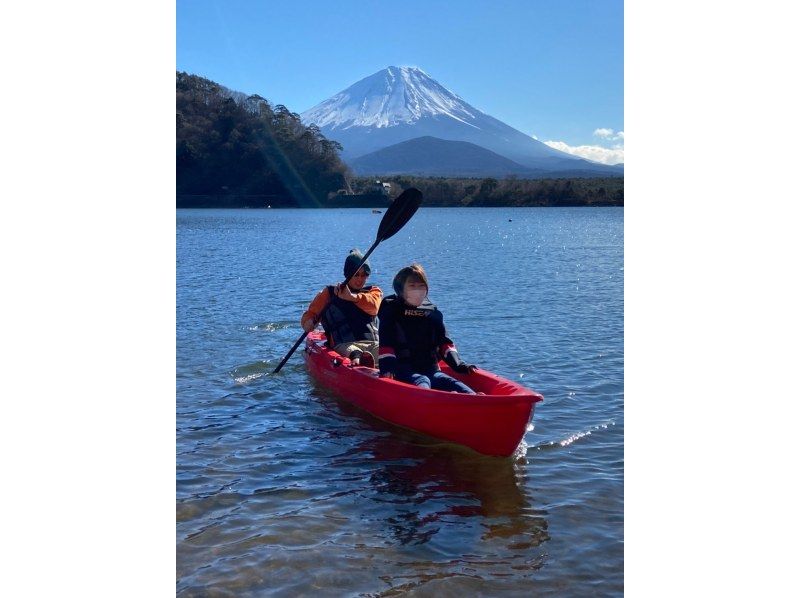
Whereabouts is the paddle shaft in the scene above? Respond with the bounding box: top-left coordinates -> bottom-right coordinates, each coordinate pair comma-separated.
271,240 -> 380,374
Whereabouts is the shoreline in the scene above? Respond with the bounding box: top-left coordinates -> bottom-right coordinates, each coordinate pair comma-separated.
176,196 -> 623,209
175,202 -> 624,209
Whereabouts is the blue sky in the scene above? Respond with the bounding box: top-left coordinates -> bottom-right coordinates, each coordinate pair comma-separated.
177,0 -> 623,163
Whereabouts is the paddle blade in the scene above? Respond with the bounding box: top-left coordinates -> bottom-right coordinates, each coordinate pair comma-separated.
376,187 -> 423,242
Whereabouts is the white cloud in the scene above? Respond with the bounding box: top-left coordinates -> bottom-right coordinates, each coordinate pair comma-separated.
544,140 -> 624,165
594,127 -> 615,138
535,126 -> 625,164
594,128 -> 624,142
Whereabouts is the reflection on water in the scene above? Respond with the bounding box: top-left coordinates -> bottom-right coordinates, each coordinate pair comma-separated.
317,387 -> 550,556
369,441 -> 549,550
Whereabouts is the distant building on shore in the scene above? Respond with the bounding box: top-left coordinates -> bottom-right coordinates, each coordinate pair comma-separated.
333,179 -> 391,197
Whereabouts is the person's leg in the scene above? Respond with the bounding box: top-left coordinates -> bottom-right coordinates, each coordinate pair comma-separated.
394,366 -> 431,389
361,341 -> 379,367
333,342 -> 366,366
353,341 -> 377,368
333,341 -> 378,367
333,342 -> 357,358
430,371 -> 476,394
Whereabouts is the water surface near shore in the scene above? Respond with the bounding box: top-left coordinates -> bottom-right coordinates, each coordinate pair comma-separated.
177,207 -> 623,595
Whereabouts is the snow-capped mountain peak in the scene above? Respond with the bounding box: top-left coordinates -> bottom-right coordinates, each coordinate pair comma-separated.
302,66 -> 480,130
300,66 -> 621,176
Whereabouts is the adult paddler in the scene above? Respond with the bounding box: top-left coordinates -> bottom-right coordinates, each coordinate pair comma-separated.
300,249 -> 382,368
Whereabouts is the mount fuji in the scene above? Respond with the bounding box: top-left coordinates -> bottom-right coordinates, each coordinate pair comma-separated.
301,66 -> 622,177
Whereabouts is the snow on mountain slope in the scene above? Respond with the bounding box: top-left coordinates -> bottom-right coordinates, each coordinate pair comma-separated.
300,66 -> 624,177
303,66 -> 480,129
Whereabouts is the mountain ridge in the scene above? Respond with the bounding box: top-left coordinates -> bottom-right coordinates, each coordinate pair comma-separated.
302,66 -> 621,177
350,136 -> 539,177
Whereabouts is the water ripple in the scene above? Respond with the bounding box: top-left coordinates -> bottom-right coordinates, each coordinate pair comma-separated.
177,207 -> 623,596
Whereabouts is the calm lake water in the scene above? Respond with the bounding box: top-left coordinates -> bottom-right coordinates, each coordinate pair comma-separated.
177,206 -> 623,596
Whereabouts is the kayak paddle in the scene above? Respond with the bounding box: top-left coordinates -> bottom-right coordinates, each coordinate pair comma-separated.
272,187 -> 423,374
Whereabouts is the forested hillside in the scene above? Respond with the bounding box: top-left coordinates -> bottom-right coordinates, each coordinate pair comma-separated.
176,72 -> 349,207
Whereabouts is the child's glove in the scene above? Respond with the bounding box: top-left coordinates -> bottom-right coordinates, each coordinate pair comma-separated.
453,362 -> 478,374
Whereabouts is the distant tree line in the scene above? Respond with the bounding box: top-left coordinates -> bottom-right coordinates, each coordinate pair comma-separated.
176,72 -> 350,207
350,176 -> 623,207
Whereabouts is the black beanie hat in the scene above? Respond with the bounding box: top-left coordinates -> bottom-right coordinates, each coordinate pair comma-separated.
343,249 -> 370,279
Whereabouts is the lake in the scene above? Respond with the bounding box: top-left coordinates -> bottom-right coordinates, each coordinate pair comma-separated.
177,206 -> 624,595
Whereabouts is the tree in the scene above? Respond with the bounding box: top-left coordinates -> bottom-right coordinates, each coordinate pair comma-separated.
478,178 -> 498,199
176,72 -> 350,205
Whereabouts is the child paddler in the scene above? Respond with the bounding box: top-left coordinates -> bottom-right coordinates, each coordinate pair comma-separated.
378,264 -> 478,393
301,250 -> 382,368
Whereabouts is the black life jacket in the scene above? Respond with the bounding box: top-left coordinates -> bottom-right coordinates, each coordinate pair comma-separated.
380,295 -> 443,371
320,285 -> 378,347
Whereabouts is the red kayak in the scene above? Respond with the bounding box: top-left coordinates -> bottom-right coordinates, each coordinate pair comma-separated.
303,331 -> 543,457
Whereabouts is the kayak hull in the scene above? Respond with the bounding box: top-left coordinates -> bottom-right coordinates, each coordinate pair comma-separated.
303,331 -> 543,457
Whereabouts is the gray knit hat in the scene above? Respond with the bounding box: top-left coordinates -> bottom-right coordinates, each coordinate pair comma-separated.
343,249 -> 370,279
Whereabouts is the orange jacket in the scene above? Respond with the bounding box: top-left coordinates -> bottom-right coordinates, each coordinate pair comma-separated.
301,285 -> 383,330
